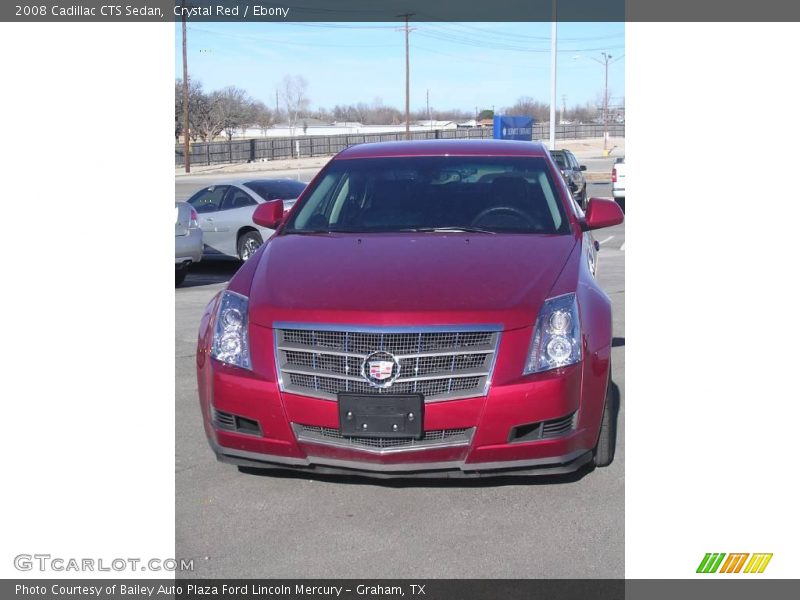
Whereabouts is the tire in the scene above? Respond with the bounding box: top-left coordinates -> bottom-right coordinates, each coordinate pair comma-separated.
593,377 -> 617,467
175,263 -> 188,287
237,231 -> 263,262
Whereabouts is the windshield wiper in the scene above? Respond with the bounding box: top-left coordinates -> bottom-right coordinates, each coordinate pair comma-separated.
400,226 -> 496,234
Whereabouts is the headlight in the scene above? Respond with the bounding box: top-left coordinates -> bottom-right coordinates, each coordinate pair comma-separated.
523,293 -> 582,374
211,290 -> 252,369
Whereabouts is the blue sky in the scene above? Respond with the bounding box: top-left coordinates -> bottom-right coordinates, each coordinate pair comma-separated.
174,22 -> 624,114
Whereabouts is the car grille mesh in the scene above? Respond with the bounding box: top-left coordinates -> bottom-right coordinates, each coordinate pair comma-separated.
276,327 -> 499,402
293,423 -> 474,452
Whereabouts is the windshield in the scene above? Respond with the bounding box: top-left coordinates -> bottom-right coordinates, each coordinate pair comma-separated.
283,156 -> 570,234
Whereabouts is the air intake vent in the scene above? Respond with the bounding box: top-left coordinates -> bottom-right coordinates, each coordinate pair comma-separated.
213,410 -> 236,431
213,409 -> 262,437
541,413 -> 576,439
509,412 -> 576,443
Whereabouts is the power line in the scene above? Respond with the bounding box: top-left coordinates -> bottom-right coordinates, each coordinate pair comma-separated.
422,22 -> 624,43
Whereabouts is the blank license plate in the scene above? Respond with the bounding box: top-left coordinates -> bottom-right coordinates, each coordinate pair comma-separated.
338,393 -> 424,439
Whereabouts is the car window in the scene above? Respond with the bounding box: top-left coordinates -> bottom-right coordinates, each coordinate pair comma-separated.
284,156 -> 570,235
187,186 -> 228,214
551,152 -> 567,169
566,152 -> 578,169
221,187 -> 256,211
243,180 -> 306,201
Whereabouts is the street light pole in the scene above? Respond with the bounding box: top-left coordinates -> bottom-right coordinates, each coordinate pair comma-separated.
549,0 -> 557,150
591,52 -> 612,152
181,0 -> 190,173
603,52 -> 610,151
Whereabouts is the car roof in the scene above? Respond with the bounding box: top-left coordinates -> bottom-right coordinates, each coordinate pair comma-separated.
196,178 -> 305,187
335,139 -> 550,160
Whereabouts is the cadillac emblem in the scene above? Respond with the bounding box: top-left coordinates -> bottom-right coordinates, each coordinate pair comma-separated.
362,351 -> 401,387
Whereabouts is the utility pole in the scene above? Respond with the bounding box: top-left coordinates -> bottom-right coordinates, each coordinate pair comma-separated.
561,94 -> 566,125
549,0 -> 557,150
592,52 -> 613,151
398,13 -> 413,140
181,0 -> 190,173
426,88 -> 431,129
275,89 -> 279,122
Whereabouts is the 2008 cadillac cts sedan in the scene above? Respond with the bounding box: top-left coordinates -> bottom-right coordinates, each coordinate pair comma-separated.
196,139 -> 624,478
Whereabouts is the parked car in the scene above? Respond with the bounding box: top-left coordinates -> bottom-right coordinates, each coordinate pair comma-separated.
549,149 -> 588,209
186,179 -> 306,261
612,157 -> 625,212
175,202 -> 202,286
197,139 -> 623,478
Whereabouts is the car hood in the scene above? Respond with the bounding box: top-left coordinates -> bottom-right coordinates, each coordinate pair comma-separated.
248,233 -> 576,331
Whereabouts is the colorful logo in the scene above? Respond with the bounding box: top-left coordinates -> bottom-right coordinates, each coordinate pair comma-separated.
368,360 -> 395,381
362,351 -> 400,387
696,553 -> 773,574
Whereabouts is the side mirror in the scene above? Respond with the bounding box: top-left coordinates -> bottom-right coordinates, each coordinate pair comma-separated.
253,199 -> 284,229
583,198 -> 624,230
579,165 -> 587,171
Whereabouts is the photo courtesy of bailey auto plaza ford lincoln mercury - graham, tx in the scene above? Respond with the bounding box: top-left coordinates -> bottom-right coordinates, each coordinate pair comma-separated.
195,139 -> 623,478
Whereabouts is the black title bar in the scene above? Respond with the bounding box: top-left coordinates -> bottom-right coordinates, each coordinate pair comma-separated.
3,0 -> 800,22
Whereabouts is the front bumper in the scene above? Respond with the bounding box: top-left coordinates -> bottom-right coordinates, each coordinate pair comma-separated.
212,437 -> 593,478
197,330 -> 611,477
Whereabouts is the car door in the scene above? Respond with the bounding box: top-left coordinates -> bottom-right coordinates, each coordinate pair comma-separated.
186,185 -> 230,255
213,186 -> 260,257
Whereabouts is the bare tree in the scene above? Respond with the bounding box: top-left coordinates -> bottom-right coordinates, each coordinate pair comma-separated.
250,101 -> 275,136
565,101 -> 598,124
279,75 -> 310,135
175,78 -> 207,142
213,86 -> 252,141
192,92 -> 225,142
504,96 -> 550,122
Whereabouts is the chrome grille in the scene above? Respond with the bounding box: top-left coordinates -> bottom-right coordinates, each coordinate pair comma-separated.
276,325 -> 500,402
293,423 -> 474,453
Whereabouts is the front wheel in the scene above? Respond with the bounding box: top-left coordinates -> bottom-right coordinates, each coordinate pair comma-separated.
237,231 -> 263,261
593,377 -> 618,467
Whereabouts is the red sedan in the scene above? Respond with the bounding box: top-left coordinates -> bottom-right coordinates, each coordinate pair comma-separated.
196,139 -> 623,478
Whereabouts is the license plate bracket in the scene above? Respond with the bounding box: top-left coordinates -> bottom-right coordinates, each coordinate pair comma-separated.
338,393 -> 424,439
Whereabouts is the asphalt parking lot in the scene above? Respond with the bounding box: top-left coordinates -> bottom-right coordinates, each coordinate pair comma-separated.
175,176 -> 625,578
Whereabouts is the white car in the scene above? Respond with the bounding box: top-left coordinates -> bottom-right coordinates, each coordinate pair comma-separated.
612,157 -> 625,209
186,179 -> 306,260
175,202 -> 202,286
